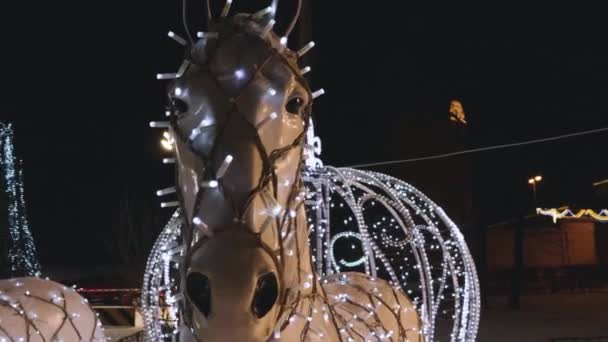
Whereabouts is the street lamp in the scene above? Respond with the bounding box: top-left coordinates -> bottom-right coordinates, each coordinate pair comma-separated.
528,175 -> 543,207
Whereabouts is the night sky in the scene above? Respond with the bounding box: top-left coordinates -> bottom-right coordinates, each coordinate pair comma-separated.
1,2 -> 606,270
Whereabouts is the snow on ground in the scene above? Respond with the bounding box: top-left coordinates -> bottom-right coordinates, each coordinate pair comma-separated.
476,292 -> 608,342
102,293 -> 608,341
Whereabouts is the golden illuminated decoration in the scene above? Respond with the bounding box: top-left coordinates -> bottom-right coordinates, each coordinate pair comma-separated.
160,131 -> 174,151
449,100 -> 467,125
537,208 -> 608,223
593,179 -> 608,187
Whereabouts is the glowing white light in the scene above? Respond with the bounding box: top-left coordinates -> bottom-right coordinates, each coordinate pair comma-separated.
201,180 -> 219,188
161,139 -> 174,151
256,112 -> 279,129
156,187 -> 176,197
200,117 -> 214,127
174,87 -> 183,96
301,66 -> 312,75
150,121 -> 170,128
216,155 -> 234,178
167,31 -> 187,45
268,88 -> 277,96
197,31 -> 219,39
271,205 -> 282,216
280,37 -> 288,46
190,118 -> 214,141
189,128 -> 202,141
157,73 -> 178,80
253,6 -> 273,19
234,69 -> 246,80
262,19 -> 276,37
161,202 -> 179,208
312,89 -> 325,99
297,41 -> 315,57
220,0 -> 233,17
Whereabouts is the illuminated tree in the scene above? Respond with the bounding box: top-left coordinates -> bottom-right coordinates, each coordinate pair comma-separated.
0,122 -> 41,277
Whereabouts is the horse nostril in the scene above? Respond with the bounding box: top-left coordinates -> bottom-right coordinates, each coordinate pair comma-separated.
187,273 -> 211,317
171,98 -> 189,115
251,273 -> 278,318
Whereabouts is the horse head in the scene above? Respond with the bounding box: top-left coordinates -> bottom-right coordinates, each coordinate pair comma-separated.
163,4 -> 320,340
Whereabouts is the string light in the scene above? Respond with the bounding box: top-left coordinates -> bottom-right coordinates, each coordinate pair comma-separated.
297,41 -> 315,57
348,126 -> 608,168
537,208 -> 608,223
161,131 -> 175,151
262,19 -> 276,37
300,66 -> 312,75
0,277 -> 106,341
0,123 -> 41,277
252,6 -> 273,20
167,31 -> 187,46
142,5 -> 479,342
197,32 -> 219,39
312,89 -> 325,99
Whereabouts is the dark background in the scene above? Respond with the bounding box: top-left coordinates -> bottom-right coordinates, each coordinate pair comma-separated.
0,2 -> 606,271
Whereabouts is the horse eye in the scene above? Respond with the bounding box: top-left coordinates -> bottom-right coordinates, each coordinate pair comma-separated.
251,273 -> 278,318
187,273 -> 211,317
171,98 -> 189,115
285,97 -> 305,114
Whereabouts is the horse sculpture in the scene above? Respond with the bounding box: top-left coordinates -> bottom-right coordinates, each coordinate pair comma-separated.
152,4 -> 422,342
0,277 -> 105,341
144,1 -> 480,341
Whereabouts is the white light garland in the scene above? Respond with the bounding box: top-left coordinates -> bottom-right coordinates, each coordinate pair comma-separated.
143,167 -> 481,341
143,7 -> 480,340
302,167 -> 481,341
0,123 -> 41,277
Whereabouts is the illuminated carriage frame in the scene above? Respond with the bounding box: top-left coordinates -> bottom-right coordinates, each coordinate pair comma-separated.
142,122 -> 481,341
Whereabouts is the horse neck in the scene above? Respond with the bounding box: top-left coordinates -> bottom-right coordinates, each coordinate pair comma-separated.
276,172 -> 318,297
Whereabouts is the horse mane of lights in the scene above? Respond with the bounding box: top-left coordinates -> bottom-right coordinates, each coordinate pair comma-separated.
142,1 -> 481,341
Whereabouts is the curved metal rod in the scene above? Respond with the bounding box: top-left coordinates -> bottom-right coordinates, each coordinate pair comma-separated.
271,0 -> 279,17
284,0 -> 302,38
183,0 -> 194,43
204,0 -> 212,24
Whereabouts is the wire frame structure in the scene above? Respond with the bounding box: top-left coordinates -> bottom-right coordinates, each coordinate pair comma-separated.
142,165 -> 481,341
142,1 -> 480,339
141,211 -> 184,341
302,167 -> 480,341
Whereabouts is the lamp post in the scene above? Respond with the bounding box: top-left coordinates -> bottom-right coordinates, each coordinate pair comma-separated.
528,175 -> 543,208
